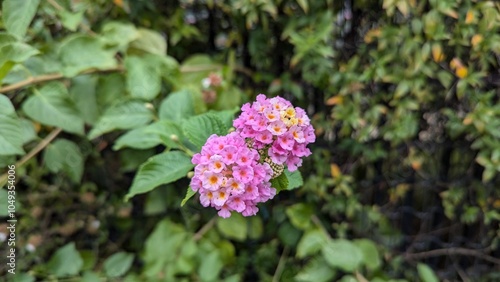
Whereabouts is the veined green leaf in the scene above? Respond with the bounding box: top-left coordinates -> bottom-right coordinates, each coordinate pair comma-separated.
2,0 -> 41,39
0,95 -> 24,155
88,101 -> 154,139
182,113 -> 226,150
22,82 -> 85,135
125,151 -> 193,201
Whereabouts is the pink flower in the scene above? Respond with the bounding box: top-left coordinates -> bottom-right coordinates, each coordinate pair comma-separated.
267,121 -> 287,136
209,155 -> 226,173
233,165 -> 254,184
190,132 -> 276,218
202,171 -> 223,191
228,197 -> 246,212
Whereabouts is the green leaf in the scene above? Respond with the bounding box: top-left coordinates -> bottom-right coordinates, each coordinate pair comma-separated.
296,0 -> 309,13
43,139 -> 84,183
125,55 -> 161,100
286,203 -> 313,230
2,0 -> 41,39
216,213 -> 248,241
125,151 -> 193,201
143,220 -> 186,278
129,28 -> 167,55
101,21 -> 139,50
271,172 -> 289,192
354,239 -> 381,271
284,169 -> 303,190
113,120 -> 183,150
297,229 -> 328,258
182,113 -> 226,149
322,239 -> 363,272
104,252 -> 135,278
198,251 -> 223,281
181,187 -> 196,207
88,101 -> 154,139
22,82 -> 84,134
96,73 -> 126,108
0,42 -> 40,82
59,35 -> 116,77
46,242 -> 83,277
0,95 -> 24,155
70,75 -> 99,124
295,258 -> 336,282
417,263 -> 439,282
20,119 -> 37,145
159,89 -> 195,121
58,10 -> 85,31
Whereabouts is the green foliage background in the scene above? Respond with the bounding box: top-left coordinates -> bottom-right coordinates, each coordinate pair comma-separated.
1,0 -> 499,281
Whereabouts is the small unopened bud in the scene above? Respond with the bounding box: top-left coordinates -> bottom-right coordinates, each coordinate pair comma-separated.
187,171 -> 194,179
145,103 -> 154,110
170,134 -> 179,142
228,127 -> 235,133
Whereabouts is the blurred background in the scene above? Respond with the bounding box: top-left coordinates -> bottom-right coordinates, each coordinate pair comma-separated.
0,0 -> 500,281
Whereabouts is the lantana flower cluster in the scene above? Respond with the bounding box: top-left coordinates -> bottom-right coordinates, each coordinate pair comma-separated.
190,94 -> 315,218
233,94 -> 315,172
190,132 -> 276,218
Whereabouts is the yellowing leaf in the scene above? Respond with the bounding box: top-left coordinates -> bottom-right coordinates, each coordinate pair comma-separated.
463,115 -> 473,125
325,96 -> 343,106
330,163 -> 341,178
456,66 -> 468,79
364,28 -> 381,43
431,44 -> 444,63
471,34 -> 483,47
465,11 -> 475,24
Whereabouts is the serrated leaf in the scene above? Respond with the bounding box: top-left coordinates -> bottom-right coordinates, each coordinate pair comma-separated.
286,203 -> 313,230
271,172 -> 289,192
22,82 -> 84,135
88,101 -> 154,139
159,90 -> 195,121
129,28 -> 166,55
297,229 -> 328,258
322,239 -> 363,272
295,258 -> 336,282
125,55 -> 161,100
284,169 -> 303,190
125,151 -> 193,201
354,239 -> 381,271
101,21 -> 139,50
113,120 -> 183,150
0,95 -> 24,155
216,213 -> 247,241
0,42 -> 40,82
2,0 -> 41,39
104,252 -> 134,278
46,242 -> 83,277
58,10 -> 84,31
181,187 -> 196,207
182,113 -> 226,149
59,35 -> 116,77
43,139 -> 84,183
70,75 -> 99,124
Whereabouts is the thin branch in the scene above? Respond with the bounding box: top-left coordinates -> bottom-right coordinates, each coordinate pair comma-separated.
0,66 -> 124,94
193,217 -> 216,241
403,247 -> 500,265
0,128 -> 62,188
272,246 -> 289,282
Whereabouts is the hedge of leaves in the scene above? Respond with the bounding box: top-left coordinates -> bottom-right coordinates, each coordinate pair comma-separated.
0,0 -> 499,281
